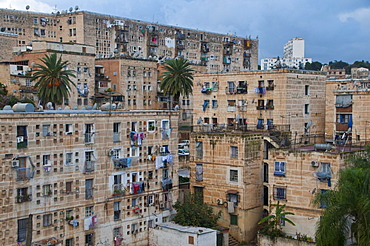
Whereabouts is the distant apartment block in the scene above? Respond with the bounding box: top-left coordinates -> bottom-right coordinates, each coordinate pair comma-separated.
261,37 -> 312,70
0,8 -> 259,73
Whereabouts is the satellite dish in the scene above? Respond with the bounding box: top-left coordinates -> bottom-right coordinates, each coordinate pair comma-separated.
174,105 -> 179,110
75,5 -> 79,11
46,102 -> 53,110
347,127 -> 352,134
235,114 -> 240,121
197,117 -> 202,124
117,102 -> 122,109
92,103 -> 98,110
26,5 -> 30,10
69,7 -> 73,12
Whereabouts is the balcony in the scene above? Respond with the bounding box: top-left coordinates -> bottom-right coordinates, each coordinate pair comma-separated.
236,88 -> 247,94
84,161 -> 95,173
256,106 -> 265,110
176,34 -> 185,40
16,136 -> 28,149
113,158 -> 130,168
266,105 -> 274,110
176,44 -> 185,50
84,133 -> 94,144
336,123 -> 349,131
112,184 -> 126,196
227,106 -> 236,112
16,168 -> 33,181
16,195 -> 32,203
113,132 -> 120,142
266,86 -> 274,91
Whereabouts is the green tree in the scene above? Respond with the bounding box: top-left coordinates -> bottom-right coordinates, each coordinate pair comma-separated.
328,60 -> 349,69
305,61 -> 323,71
314,147 -> 370,246
258,201 -> 295,238
31,53 -> 76,106
173,193 -> 221,228
159,58 -> 194,108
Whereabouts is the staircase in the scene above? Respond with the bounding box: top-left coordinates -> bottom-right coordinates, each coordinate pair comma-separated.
229,235 -> 239,246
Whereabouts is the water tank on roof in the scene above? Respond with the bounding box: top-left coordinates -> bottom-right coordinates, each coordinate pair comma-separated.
314,144 -> 332,151
12,103 -> 34,112
101,103 -> 111,111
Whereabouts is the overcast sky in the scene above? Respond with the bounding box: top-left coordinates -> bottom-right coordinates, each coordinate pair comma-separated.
1,0 -> 369,64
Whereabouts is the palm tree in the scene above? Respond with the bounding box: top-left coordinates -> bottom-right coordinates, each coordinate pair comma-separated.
314,147 -> 370,246
31,53 -> 76,106
258,201 -> 295,238
159,58 -> 194,109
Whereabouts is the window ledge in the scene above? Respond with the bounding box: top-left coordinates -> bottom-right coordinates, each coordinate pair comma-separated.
274,172 -> 285,177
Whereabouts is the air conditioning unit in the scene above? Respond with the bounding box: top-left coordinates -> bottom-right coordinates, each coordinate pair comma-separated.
216,198 -> 223,205
311,160 -> 319,167
11,160 -> 19,167
160,147 -> 166,153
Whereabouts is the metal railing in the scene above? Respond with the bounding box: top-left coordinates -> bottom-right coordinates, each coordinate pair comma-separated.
16,167 -> 32,181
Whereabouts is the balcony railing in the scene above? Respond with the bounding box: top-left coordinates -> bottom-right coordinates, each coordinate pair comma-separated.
227,106 -> 236,112
113,132 -> 120,142
84,161 -> 95,173
84,133 -> 94,144
112,184 -> 126,196
16,195 -> 32,203
256,106 -> 265,110
16,167 -> 33,181
266,105 -> 274,110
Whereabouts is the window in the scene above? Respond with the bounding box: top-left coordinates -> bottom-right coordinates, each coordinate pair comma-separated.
305,85 -> 310,95
230,170 -> 238,182
42,184 -> 52,196
113,227 -> 122,241
267,80 -> 274,90
162,169 -> 169,180
230,146 -> 238,159
85,179 -> 93,199
85,206 -> 93,217
113,122 -> 120,142
212,100 -> 218,109
148,195 -> 154,206
148,220 -> 154,228
257,100 -> 264,110
66,181 -> 72,193
274,161 -> 286,176
188,236 -> 194,244
65,124 -> 73,135
304,104 -> 309,114
18,218 -> 28,242
33,17 -> 38,24
43,214 -> 52,226
266,100 -> 274,110
17,125 -> 28,149
85,233 -> 94,246
65,238 -> 73,246
65,153 -> 73,165
280,215 -> 286,226
228,81 -> 235,93
148,120 -> 156,132
42,154 -> 51,166
42,125 -> 50,137
195,164 -> 203,181
274,187 -> 286,200
263,163 -> 269,183
130,147 -> 139,157
196,141 -> 203,158
114,201 -> 121,220
16,187 -> 30,203
230,214 -> 238,225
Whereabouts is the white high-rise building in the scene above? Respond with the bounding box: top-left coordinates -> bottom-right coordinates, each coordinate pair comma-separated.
261,37 -> 312,70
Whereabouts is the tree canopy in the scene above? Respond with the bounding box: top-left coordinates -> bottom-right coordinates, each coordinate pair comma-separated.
314,147 -> 370,246
32,53 -> 76,106
159,58 -> 194,106
173,193 -> 221,228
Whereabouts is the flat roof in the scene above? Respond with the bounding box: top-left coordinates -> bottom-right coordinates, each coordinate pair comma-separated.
157,222 -> 216,235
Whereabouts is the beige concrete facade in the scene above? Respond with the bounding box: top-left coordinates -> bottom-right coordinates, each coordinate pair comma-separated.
11,40 -> 96,108
0,108 -> 179,246
264,145 -> 363,240
192,69 -> 327,144
0,9 -> 258,73
325,78 -> 370,145
189,132 -> 264,242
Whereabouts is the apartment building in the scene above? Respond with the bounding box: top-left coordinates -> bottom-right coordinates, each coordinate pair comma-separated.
192,69 -> 327,144
9,40 -> 96,108
189,131 -> 265,243
264,144 -> 363,240
0,8 -> 258,73
0,105 -> 179,246
325,77 -> 370,145
261,38 -> 312,70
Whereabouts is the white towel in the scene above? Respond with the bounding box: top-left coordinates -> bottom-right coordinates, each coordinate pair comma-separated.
228,202 -> 235,213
